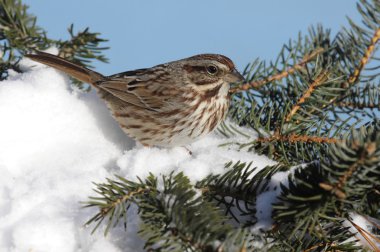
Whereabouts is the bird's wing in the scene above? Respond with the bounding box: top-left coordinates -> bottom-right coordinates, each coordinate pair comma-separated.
98,68 -> 173,111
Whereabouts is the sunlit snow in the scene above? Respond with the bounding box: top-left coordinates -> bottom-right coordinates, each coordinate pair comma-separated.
0,58 -> 372,251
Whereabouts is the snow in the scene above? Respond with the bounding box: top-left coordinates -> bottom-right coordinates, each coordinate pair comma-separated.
2,56 -> 378,251
0,59 -> 275,251
344,214 -> 380,250
253,171 -> 289,231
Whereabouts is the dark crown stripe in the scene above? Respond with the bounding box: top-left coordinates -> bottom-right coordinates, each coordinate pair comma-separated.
188,54 -> 235,70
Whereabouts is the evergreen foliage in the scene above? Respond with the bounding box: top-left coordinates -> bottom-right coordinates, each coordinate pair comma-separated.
87,0 -> 380,250
0,0 -> 108,86
85,173 -> 247,251
84,1 -> 380,250
2,0 -> 379,251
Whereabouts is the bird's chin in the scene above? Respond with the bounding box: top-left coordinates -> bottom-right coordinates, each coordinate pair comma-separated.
192,80 -> 225,92
220,82 -> 230,95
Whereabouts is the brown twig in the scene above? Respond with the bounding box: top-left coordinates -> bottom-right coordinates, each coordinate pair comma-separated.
336,101 -> 380,109
257,133 -> 338,144
347,28 -> 380,86
302,242 -> 335,252
326,28 -> 380,107
338,142 -> 375,185
286,71 -> 330,122
319,142 -> 376,199
300,28 -> 380,125
100,187 -> 147,217
229,48 -> 324,93
349,219 -> 380,252
319,161 -> 361,200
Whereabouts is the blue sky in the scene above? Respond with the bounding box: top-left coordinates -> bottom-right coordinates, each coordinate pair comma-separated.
23,1 -> 360,75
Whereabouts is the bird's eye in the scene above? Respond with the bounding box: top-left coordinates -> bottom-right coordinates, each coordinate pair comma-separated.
206,65 -> 218,75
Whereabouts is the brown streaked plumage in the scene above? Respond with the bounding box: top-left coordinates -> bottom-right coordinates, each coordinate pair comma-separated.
25,51 -> 244,147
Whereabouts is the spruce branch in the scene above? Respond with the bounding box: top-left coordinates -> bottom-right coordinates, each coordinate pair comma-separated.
347,27 -> 380,86
302,241 -> 336,252
256,133 -> 338,145
0,0 -> 108,83
84,175 -> 152,235
141,172 -> 247,251
57,24 -> 109,69
349,218 -> 380,251
85,172 -> 247,251
271,124 -> 380,250
269,222 -> 359,252
325,27 -> 380,110
81,0 -> 380,250
229,47 -> 324,93
197,161 -> 290,227
229,0 -> 380,165
285,71 -> 330,122
0,0 -> 49,79
319,140 -> 375,200
335,84 -> 380,111
337,101 -> 380,110
318,125 -> 380,202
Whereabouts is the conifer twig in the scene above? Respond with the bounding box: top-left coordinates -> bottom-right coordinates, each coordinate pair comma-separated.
257,133 -> 338,144
319,142 -> 376,199
99,187 -> 147,217
285,71 -> 330,122
336,101 -> 380,109
84,185 -> 149,234
349,219 -> 380,252
335,142 -> 375,195
302,242 -> 335,252
328,28 -> 380,106
229,48 -> 324,93
304,27 -> 380,118
346,28 -> 380,86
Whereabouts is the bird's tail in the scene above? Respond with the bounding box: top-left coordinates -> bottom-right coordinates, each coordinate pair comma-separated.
25,51 -> 104,84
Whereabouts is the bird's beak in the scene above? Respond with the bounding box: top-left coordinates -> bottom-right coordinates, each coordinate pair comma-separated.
226,68 -> 245,83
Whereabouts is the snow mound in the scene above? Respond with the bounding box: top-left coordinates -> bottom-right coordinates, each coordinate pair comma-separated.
0,62 -> 274,251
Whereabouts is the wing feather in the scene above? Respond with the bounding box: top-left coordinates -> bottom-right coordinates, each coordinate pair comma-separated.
98,71 -> 171,111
